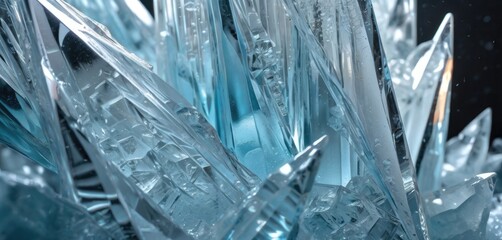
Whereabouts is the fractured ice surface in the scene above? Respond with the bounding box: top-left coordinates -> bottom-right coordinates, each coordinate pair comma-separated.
424,173 -> 496,240
0,0 -> 498,239
32,0 -> 259,237
300,183 -> 404,239
442,108 -> 492,186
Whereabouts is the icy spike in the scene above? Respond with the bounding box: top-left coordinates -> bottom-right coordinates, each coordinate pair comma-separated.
424,172 -> 496,240
442,108 -> 492,186
399,14 -> 453,165
218,136 -> 327,240
300,184 -> 404,240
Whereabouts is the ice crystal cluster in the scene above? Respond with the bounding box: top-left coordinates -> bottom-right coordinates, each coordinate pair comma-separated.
0,0 -> 500,239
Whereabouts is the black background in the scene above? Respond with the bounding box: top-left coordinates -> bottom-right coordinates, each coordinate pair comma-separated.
418,0 -> 502,141
140,0 -> 502,140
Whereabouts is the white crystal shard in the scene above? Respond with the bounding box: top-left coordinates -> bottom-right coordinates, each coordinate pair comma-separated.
396,14 -> 453,164
442,108 -> 492,186
32,0 -> 259,237
414,15 -> 454,193
424,172 -> 496,240
216,136 -> 326,240
416,74 -> 452,193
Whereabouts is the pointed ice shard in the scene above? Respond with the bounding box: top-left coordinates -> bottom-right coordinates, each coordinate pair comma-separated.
64,0 -> 156,67
424,172 -> 496,240
228,0 -> 427,237
0,171 -> 110,239
397,14 -> 454,163
284,0 -> 428,238
216,136 -> 326,240
32,0 -> 259,237
416,74 -> 452,193
300,184 -> 404,239
415,15 -> 454,192
442,108 -> 492,186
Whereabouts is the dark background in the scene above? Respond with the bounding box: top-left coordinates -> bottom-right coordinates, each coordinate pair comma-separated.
141,0 -> 502,140
418,0 -> 502,141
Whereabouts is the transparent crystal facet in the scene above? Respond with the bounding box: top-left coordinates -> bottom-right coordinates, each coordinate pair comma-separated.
424,173 -> 496,240
442,108 -> 492,186
394,14 -> 453,165
32,0 -> 259,237
300,184 -> 404,239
